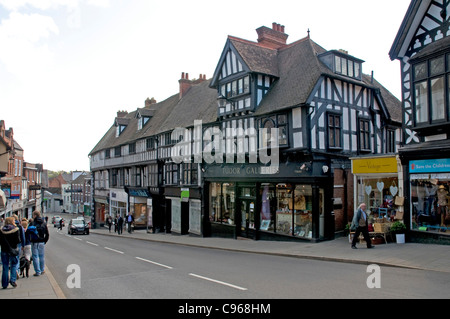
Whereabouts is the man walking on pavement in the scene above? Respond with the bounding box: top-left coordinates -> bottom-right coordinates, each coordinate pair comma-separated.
126,212 -> 134,233
351,203 -> 374,249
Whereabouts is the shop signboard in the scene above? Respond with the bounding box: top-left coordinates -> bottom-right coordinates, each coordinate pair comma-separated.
409,158 -> 450,174
352,157 -> 398,174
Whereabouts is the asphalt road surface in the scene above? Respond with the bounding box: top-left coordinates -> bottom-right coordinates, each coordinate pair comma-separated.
44,222 -> 449,300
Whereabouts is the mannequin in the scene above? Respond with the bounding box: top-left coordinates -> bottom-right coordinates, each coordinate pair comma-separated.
437,185 -> 448,227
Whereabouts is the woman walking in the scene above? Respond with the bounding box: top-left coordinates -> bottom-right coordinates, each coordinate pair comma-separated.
0,217 -> 21,289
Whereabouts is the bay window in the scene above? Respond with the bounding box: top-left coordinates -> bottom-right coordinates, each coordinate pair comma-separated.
412,53 -> 450,126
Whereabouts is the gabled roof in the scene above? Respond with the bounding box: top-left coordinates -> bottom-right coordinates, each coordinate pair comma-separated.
389,0 -> 432,60
229,37 -> 280,77
89,79 -> 217,156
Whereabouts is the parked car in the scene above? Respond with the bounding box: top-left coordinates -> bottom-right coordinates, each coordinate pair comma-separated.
68,219 -> 90,235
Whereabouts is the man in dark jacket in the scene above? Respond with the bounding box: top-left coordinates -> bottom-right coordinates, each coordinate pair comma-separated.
0,217 -> 21,288
30,211 -> 49,276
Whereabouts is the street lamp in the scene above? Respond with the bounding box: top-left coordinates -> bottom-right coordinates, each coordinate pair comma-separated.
217,94 -> 236,114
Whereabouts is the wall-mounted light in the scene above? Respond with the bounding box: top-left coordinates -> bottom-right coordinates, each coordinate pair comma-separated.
322,165 -> 329,174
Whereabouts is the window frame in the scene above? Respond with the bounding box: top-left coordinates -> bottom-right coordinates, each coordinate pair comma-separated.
358,118 -> 371,152
327,113 -> 342,150
412,53 -> 450,127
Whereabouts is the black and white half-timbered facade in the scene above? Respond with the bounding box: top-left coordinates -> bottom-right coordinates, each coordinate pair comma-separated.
89,22 -> 401,242
390,0 -> 450,241
205,23 -> 401,241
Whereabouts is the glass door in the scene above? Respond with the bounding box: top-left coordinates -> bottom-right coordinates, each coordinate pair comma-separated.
239,198 -> 255,237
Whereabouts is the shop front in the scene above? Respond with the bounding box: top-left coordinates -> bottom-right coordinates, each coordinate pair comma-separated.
204,162 -> 333,242
110,188 -> 128,219
126,187 -> 152,230
407,158 -> 450,236
165,187 -> 202,236
351,156 -> 404,224
93,195 -> 108,228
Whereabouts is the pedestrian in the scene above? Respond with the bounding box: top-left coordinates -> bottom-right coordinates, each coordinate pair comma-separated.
350,203 -> 375,249
13,214 -> 25,278
0,217 -> 20,289
117,215 -> 123,235
21,219 -> 32,276
114,215 -> 118,233
30,211 -> 49,276
126,212 -> 134,233
107,215 -> 112,233
58,218 -> 64,231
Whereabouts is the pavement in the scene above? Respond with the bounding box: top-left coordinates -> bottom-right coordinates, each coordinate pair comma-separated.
1,225 -> 449,299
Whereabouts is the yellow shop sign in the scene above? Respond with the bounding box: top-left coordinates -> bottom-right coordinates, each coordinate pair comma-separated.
352,157 -> 398,174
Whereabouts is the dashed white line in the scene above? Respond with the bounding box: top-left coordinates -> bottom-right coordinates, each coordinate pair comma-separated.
104,247 -> 124,254
189,273 -> 248,291
86,241 -> 99,247
135,257 -> 173,269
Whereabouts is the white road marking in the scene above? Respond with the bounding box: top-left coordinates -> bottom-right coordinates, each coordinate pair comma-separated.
189,273 -> 248,291
86,241 -> 99,247
135,257 -> 173,269
104,247 -> 124,254
73,237 -> 82,241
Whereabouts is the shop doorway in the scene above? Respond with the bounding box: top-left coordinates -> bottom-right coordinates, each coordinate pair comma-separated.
237,198 -> 255,238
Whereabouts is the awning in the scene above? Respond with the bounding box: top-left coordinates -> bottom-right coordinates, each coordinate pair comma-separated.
0,189 -> 6,209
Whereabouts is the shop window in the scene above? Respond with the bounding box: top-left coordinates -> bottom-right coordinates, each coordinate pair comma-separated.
292,185 -> 314,238
209,183 -> 235,225
410,179 -> 449,232
356,176 -> 400,220
259,184 -> 316,239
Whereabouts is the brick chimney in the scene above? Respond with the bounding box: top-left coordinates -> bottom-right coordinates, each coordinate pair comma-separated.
179,73 -> 207,99
256,22 -> 289,49
145,97 -> 157,108
117,110 -> 128,118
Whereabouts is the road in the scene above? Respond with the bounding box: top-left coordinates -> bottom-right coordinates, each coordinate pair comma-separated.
43,221 -> 450,301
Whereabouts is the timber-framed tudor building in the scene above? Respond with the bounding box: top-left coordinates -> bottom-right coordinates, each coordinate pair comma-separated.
90,22 -> 402,242
390,0 -> 450,242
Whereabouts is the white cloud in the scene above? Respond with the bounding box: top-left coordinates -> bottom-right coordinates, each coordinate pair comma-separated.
0,0 -> 109,11
0,0 -> 78,11
0,12 -> 59,81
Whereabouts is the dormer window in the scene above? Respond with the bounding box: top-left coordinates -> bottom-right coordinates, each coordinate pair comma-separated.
138,116 -> 150,130
335,55 -> 361,79
319,50 -> 364,81
116,125 -> 127,137
136,108 -> 154,131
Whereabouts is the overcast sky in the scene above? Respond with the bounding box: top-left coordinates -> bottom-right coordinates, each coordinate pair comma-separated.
0,0 -> 411,172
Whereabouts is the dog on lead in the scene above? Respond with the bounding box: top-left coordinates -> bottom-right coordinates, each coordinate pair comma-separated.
19,256 -> 32,278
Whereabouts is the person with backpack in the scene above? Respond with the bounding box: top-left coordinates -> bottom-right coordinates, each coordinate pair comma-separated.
29,211 -> 49,276
0,217 -> 21,289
